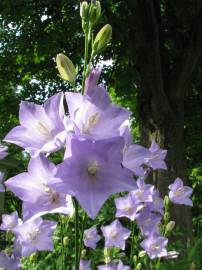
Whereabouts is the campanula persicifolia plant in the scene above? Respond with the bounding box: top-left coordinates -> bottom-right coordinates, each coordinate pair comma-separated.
0,1 -> 193,269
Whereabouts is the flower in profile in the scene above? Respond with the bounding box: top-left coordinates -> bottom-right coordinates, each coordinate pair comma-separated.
85,67 -> 101,93
79,259 -> 92,270
0,252 -> 21,270
65,88 -> 131,140
168,178 -> 193,206
136,209 -> 162,236
0,211 -> 22,231
54,136 -> 136,219
140,233 -> 168,259
0,171 -> 5,192
5,155 -> 73,221
83,226 -> 101,249
13,217 -> 57,256
0,144 -> 8,159
101,219 -> 131,250
4,92 -> 66,157
115,193 -> 143,221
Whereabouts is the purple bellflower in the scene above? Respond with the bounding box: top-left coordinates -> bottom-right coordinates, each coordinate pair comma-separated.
65,87 -> 131,140
101,219 -> 131,250
0,252 -> 21,270
54,136 -> 137,219
85,67 -> 101,94
79,259 -> 92,270
117,260 -> 131,270
5,155 -> 73,221
97,263 -> 117,270
4,93 -> 66,157
13,217 -> 57,257
130,178 -> 154,203
140,233 -> 168,259
83,226 -> 101,249
0,211 -> 22,231
115,193 -> 143,221
168,178 -> 193,206
146,189 -> 164,215
136,209 -> 162,236
145,140 -> 167,170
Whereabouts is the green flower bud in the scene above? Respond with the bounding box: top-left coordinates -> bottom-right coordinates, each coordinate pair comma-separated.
56,53 -> 77,83
133,255 -> 138,263
93,24 -> 112,55
63,236 -> 69,246
81,249 -> 86,258
80,1 -> 89,20
103,247 -> 110,258
165,221 -> 175,232
138,250 -> 146,258
30,253 -> 37,262
89,1 -> 101,26
135,263 -> 142,270
164,195 -> 170,207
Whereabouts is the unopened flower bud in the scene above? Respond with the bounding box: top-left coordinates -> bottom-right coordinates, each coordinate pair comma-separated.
133,255 -> 138,263
164,195 -> 170,207
30,253 -> 37,262
135,263 -> 142,270
164,212 -> 170,221
89,1 -> 101,26
93,24 -> 112,55
165,221 -> 175,232
80,1 -> 89,20
138,250 -> 146,258
56,53 -> 77,83
81,249 -> 86,258
103,247 -> 110,258
63,236 -> 69,246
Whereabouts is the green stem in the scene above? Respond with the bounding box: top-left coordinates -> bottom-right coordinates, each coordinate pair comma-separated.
130,221 -> 136,267
78,213 -> 87,262
73,198 -> 80,270
60,216 -> 65,270
81,29 -> 89,95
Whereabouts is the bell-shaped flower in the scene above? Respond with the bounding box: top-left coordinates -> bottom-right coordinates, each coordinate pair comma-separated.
145,189 -> 164,215
0,211 -> 22,231
115,193 -> 143,221
168,178 -> 193,206
140,233 -> 168,259
79,259 -> 92,270
5,154 -> 74,221
13,217 -> 57,257
85,67 -> 101,94
4,92 -> 66,157
136,208 -> 162,236
83,226 -> 101,249
130,178 -> 154,203
145,140 -> 167,170
53,136 -> 136,219
97,263 -> 117,270
65,87 -> 131,140
101,219 -> 131,250
0,252 -> 21,270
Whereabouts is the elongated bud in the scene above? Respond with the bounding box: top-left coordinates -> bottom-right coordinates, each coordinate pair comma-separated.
81,249 -> 86,258
135,263 -> 142,270
56,53 -> 77,83
164,195 -> 170,207
165,221 -> 175,232
89,1 -> 101,26
63,236 -> 69,246
80,1 -> 89,19
93,24 -> 112,55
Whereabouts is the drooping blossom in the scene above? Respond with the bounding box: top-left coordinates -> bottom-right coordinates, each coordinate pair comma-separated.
5,155 -> 73,221
136,209 -> 162,236
0,171 -> 4,192
54,136 -> 136,219
130,178 -> 154,203
140,233 -> 168,259
0,252 -> 21,270
101,219 -> 131,250
123,140 -> 167,177
4,93 -> 66,157
0,211 -> 22,231
115,193 -> 143,221
79,259 -> 92,270
13,217 -> 57,256
83,226 -> 101,249
65,86 -> 131,140
168,178 -> 193,206
0,144 -> 8,159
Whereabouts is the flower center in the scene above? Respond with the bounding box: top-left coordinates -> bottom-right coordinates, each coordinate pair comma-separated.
87,161 -> 99,176
150,242 -> 160,251
44,185 -> 60,204
27,228 -> 40,241
110,231 -> 118,239
82,112 -> 100,133
174,187 -> 184,196
35,120 -> 50,136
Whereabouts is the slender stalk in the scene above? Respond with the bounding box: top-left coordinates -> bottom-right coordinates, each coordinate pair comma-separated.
130,221 -> 135,267
73,198 -> 80,270
60,216 -> 65,270
78,213 -> 87,262
81,29 -> 89,95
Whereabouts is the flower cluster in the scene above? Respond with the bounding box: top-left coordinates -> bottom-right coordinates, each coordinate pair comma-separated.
0,67 -> 193,269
